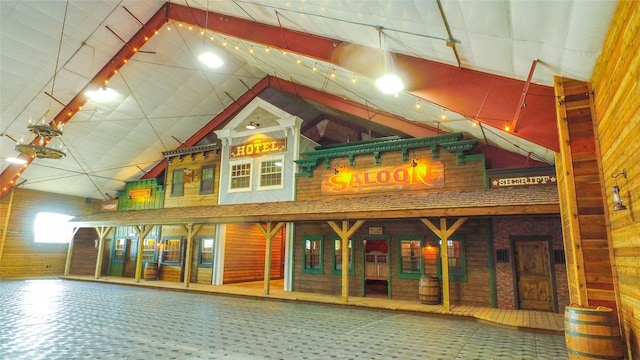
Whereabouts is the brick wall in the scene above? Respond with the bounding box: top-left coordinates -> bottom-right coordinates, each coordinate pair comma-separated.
492,216 -> 569,313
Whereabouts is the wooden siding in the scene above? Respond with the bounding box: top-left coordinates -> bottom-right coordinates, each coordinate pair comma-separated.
196,267 -> 213,285
555,77 -> 618,312
164,152 -> 220,208
297,148 -> 485,201
591,1 -> 640,357
159,265 -> 181,282
0,189 -> 102,278
293,218 -> 494,306
69,228 -> 100,276
223,223 -> 284,284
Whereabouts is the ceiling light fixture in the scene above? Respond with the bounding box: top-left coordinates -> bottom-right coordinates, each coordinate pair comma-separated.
6,157 -> 28,165
15,0 -> 70,160
375,26 -> 404,95
85,85 -> 117,102
198,52 -> 224,68
199,3 -> 223,69
15,118 -> 66,159
245,121 -> 259,130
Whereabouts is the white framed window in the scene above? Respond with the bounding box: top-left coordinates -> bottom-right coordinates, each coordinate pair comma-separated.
34,212 -> 73,243
229,160 -> 252,191
258,156 -> 284,190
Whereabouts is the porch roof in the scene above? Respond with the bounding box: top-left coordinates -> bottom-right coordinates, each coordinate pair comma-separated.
70,186 -> 559,227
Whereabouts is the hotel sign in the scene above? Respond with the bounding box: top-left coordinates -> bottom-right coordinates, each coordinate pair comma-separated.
491,175 -> 556,187
230,138 -> 286,158
321,161 -> 444,194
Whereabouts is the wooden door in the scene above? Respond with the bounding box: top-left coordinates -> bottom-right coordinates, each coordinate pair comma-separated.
123,239 -> 136,278
514,240 -> 554,311
365,251 -> 388,280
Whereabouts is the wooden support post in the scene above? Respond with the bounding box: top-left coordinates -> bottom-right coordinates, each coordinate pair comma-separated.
257,222 -> 285,295
328,220 -> 365,303
94,226 -> 113,279
63,227 -> 80,276
0,190 -> 15,265
421,217 -> 467,312
554,76 -> 588,306
134,225 -> 154,283
183,223 -> 203,288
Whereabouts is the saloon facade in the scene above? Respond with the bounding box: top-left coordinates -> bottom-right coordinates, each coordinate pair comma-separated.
69,98 -> 567,313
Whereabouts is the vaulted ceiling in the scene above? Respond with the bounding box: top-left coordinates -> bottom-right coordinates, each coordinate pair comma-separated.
0,0 -> 618,200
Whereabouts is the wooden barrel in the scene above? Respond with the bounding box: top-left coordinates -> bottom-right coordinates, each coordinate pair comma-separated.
144,262 -> 158,280
564,305 -> 625,360
419,275 -> 440,305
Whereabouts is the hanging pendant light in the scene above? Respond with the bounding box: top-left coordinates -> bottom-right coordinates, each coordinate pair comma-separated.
374,26 -> 404,95
14,0 -> 70,160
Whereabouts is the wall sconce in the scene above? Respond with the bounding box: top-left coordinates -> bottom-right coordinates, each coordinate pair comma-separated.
245,121 -> 259,130
612,169 -> 627,211
331,161 -> 343,175
410,152 -> 419,168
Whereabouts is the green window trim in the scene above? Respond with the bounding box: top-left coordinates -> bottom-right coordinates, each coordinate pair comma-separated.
302,235 -> 323,274
332,238 -> 355,276
397,235 -> 424,279
435,235 -> 468,282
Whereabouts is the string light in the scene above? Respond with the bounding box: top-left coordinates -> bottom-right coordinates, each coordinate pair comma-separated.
296,57 -> 302,64
415,100 -> 421,109
441,110 -> 446,120
351,74 -> 357,83
313,63 -> 317,71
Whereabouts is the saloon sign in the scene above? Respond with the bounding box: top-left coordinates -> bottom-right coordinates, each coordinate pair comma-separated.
230,138 -> 286,158
321,161 -> 444,194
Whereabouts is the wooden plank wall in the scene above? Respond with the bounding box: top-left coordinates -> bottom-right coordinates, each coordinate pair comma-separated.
591,1 -> 640,357
555,77 -> 618,311
69,228 -> 100,276
293,219 -> 493,306
0,188 -> 102,278
223,223 -> 284,284
297,148 -> 485,201
164,152 -> 220,208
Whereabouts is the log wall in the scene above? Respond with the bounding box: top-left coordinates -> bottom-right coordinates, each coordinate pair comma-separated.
591,2 -> 640,357
0,189 -> 102,278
